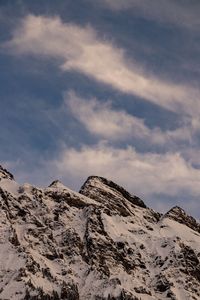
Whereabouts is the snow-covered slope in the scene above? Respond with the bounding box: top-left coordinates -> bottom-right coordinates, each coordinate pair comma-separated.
0,166 -> 200,300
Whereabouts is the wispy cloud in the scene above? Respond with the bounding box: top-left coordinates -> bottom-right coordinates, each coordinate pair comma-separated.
4,14 -> 200,116
100,0 -> 200,30
54,142 -> 200,199
66,90 -> 193,145
66,91 -> 151,141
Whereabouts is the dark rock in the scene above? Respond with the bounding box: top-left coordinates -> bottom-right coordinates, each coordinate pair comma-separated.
180,243 -> 200,281
0,165 -> 14,180
61,282 -> 79,300
155,275 -> 172,292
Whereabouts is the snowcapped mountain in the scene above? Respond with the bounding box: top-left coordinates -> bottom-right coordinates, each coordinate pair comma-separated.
0,165 -> 200,300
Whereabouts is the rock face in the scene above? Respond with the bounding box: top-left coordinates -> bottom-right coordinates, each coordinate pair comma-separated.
0,165 -> 14,181
164,206 -> 200,234
80,176 -> 146,210
0,166 -> 200,299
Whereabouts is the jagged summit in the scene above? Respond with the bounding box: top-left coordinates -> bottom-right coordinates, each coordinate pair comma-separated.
165,205 -> 186,219
48,179 -> 67,189
164,205 -> 200,234
0,166 -> 200,299
80,175 -> 146,209
0,165 -> 14,181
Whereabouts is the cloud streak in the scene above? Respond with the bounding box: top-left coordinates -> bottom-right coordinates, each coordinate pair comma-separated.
4,14 -> 200,116
66,91 -> 193,145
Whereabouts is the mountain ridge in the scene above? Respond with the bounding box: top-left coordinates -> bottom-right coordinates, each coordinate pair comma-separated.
0,165 -> 200,299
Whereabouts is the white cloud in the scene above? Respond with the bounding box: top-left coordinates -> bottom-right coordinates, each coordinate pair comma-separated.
4,15 -> 200,116
54,143 -> 200,198
66,91 -> 150,140
65,90 -> 193,144
100,0 -> 200,30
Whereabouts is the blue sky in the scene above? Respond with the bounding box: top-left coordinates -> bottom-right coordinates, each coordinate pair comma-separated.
1,0 -> 200,217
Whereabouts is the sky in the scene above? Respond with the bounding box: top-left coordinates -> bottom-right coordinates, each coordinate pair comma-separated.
1,0 -> 200,217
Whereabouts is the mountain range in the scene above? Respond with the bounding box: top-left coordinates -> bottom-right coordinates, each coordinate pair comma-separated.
0,165 -> 200,300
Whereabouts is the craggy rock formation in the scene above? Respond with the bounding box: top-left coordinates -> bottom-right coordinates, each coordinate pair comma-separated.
0,166 -> 200,299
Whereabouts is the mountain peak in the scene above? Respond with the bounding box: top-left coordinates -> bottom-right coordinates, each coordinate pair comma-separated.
164,205 -> 200,234
48,179 -> 66,189
166,205 -> 186,216
79,175 -> 146,209
0,165 -> 14,181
